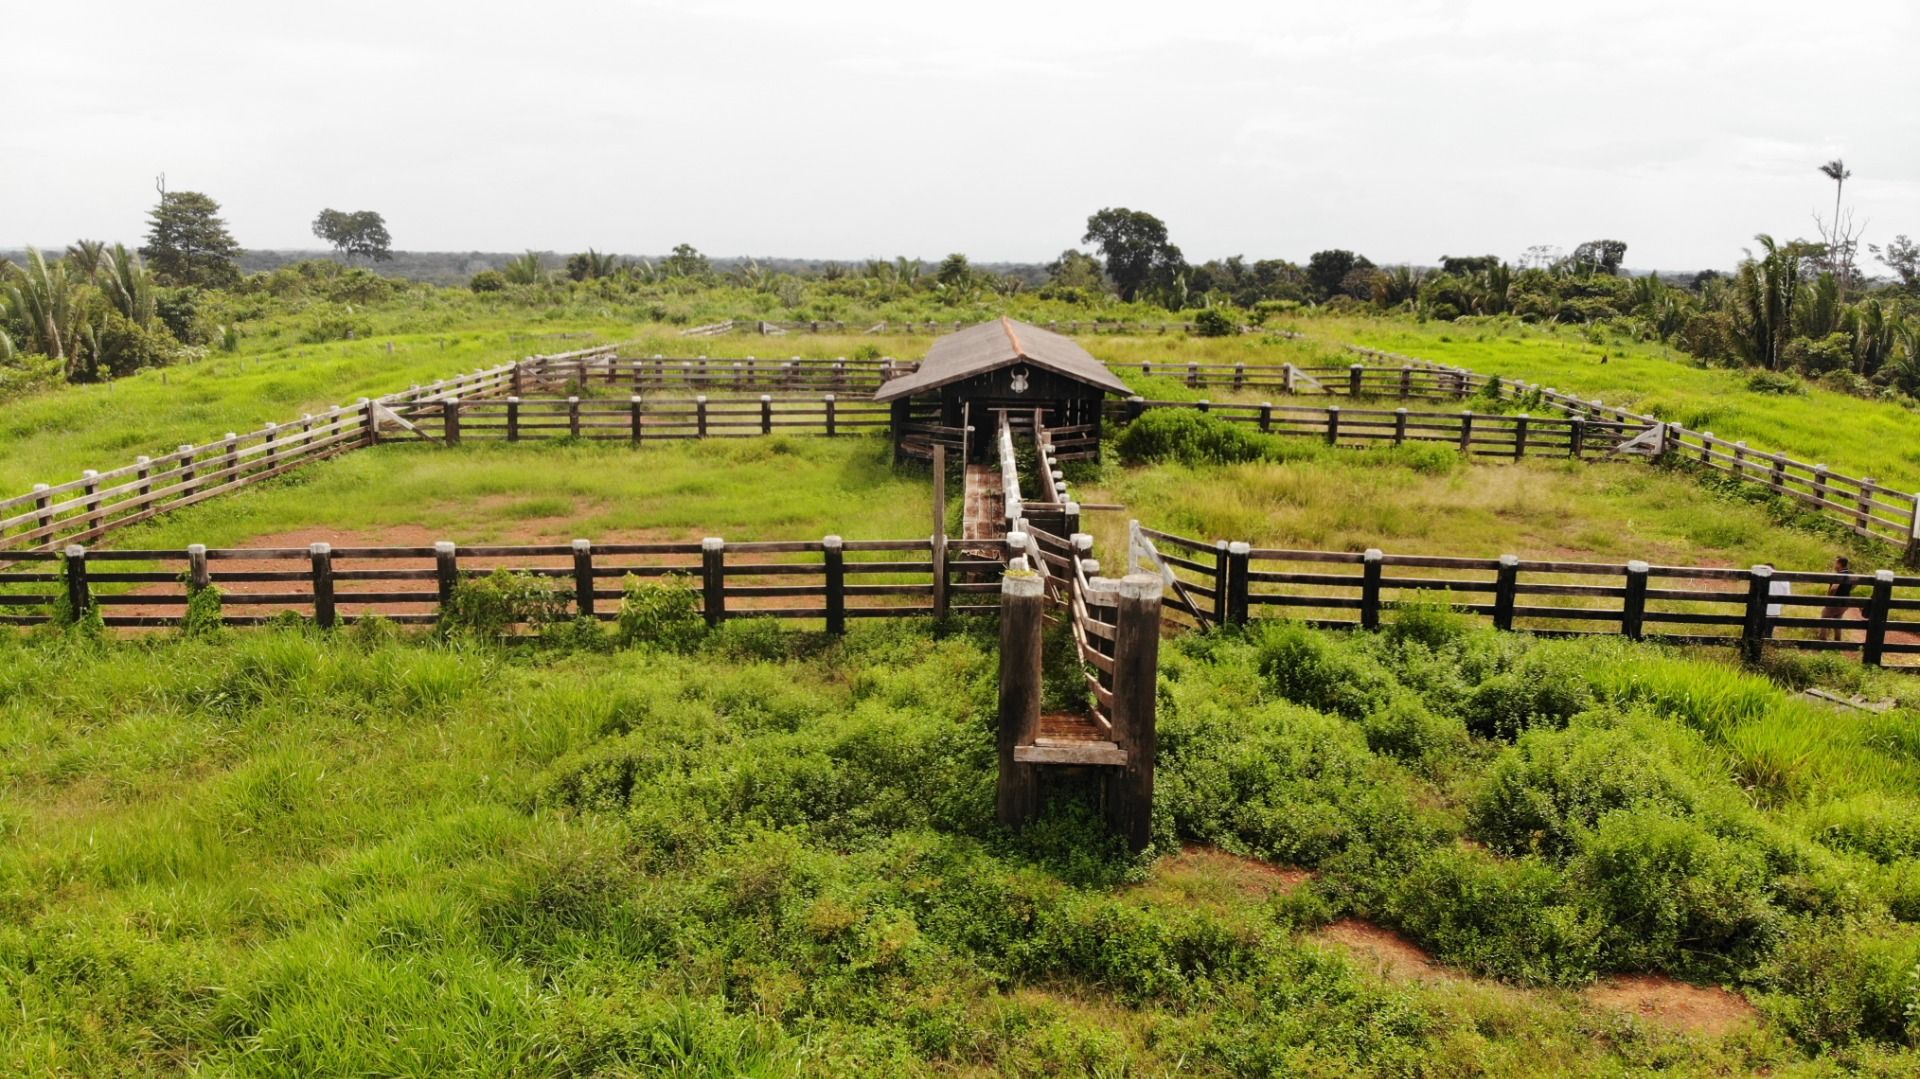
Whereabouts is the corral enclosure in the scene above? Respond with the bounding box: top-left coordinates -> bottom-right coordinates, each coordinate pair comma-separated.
7,313 -> 1920,1075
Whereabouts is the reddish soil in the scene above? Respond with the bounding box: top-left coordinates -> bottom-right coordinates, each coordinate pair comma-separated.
1584,974 -> 1759,1038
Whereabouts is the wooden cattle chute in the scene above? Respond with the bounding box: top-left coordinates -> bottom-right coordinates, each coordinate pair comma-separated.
0,535 -> 1000,631
1131,524 -> 1920,668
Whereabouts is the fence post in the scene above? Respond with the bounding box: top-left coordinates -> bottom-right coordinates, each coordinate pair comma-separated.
1360,549 -> 1384,630
310,542 -> 336,630
445,398 -> 462,444
823,535 -> 845,634
1393,408 -> 1408,446
995,569 -> 1045,829
1569,417 -> 1586,458
572,539 -> 596,619
1226,541 -> 1250,626
1325,406 -> 1340,446
1493,554 -> 1519,631
434,540 -> 458,610
629,395 -> 644,445
1107,573 -> 1164,853
187,543 -> 210,593
63,545 -> 90,622
701,537 -> 725,626
1348,364 -> 1364,396
1862,570 -> 1896,666
1740,564 -> 1773,663
1458,411 -> 1474,455
568,396 -> 581,439
696,395 -> 709,438
1622,560 -> 1650,641
824,393 -> 837,437
82,471 -> 100,536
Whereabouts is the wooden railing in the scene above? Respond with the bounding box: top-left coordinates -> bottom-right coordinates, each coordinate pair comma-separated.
0,534 -> 1003,630
1133,524 -> 1920,667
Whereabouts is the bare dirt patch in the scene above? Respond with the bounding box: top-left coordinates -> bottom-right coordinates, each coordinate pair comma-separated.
1584,974 -> 1759,1038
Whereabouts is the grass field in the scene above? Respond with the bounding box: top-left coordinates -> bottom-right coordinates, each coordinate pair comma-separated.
1292,316 -> 1920,491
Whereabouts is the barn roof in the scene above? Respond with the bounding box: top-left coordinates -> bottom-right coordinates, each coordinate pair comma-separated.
872,317 -> 1131,402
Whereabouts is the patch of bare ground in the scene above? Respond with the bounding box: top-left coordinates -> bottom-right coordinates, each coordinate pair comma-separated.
1583,974 -> 1759,1038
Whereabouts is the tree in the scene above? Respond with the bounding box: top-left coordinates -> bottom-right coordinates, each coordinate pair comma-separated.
142,188 -> 241,287
1081,208 -> 1184,302
1569,240 -> 1628,276
1870,235 -> 1918,294
1304,250 -> 1372,302
311,209 -> 393,262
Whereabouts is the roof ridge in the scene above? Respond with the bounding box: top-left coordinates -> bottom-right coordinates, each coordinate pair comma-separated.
999,316 -> 1024,358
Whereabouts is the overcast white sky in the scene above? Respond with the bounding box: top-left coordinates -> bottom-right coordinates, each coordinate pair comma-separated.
4,0 -> 1916,271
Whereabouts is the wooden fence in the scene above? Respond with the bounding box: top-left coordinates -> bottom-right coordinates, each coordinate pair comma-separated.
1129,523 -> 1920,667
0,535 -> 1002,631
1113,398 -> 1652,458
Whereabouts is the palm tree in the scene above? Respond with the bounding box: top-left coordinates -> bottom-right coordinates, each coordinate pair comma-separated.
1818,158 -> 1852,296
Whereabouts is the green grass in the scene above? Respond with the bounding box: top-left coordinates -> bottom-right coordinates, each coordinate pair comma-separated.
1294,315 -> 1920,491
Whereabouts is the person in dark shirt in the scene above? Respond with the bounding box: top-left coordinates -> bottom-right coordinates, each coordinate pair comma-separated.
1820,556 -> 1855,641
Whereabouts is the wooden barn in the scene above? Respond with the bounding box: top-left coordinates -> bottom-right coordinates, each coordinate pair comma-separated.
876,317 -> 1130,463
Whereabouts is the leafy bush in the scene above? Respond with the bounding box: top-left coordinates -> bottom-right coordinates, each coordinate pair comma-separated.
615,573 -> 704,652
1114,408 -> 1272,467
439,569 -> 569,638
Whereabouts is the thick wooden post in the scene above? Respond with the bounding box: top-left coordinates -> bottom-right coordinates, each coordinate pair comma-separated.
572,539 -> 596,619
1107,573 -> 1163,853
701,537 -> 725,626
629,395 -> 644,445
444,398 -> 462,444
1325,406 -> 1340,446
434,541 -> 458,608
823,535 -> 845,634
1862,570 -> 1896,666
1360,548 -> 1384,630
187,543 -> 210,593
310,542 -> 336,629
995,571 -> 1045,829
1226,541 -> 1251,626
63,545 -> 90,622
1741,564 -> 1772,663
1622,560 -> 1649,640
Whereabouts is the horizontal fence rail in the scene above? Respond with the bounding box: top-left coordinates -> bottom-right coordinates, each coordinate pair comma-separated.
1131,523 -> 1920,668
1,535 -> 1002,632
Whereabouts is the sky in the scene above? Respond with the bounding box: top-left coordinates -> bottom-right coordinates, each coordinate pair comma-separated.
4,0 -> 1916,272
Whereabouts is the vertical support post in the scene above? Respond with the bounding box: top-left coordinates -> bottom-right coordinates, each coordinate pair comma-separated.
760,394 -> 773,435
1493,554 -> 1519,631
1458,411 -> 1474,455
567,396 -> 581,439
1622,560 -> 1649,641
310,542 -> 336,630
1348,364 -> 1364,396
630,395 -> 644,445
1360,548 -> 1384,630
1514,414 -> 1529,459
1325,406 -> 1340,446
187,543 -> 210,593
823,535 -> 845,634
444,398 -> 462,444
63,545 -> 90,622
701,537 -> 725,627
572,539 -> 595,619
1107,573 -> 1163,853
1862,570 -> 1895,667
1569,418 -> 1586,458
824,393 -> 836,436
995,571 -> 1045,829
1393,408 -> 1408,446
506,397 -> 521,442
1212,540 -> 1231,624
434,541 -> 458,608
1226,541 -> 1250,626
1741,564 -> 1773,663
